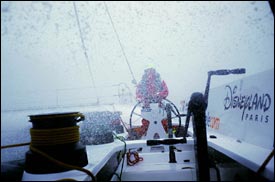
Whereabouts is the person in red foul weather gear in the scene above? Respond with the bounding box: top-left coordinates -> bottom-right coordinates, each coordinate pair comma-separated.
136,68 -> 169,108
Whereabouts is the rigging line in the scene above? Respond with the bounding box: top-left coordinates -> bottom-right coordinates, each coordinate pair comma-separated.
73,1 -> 99,103
103,1 -> 137,85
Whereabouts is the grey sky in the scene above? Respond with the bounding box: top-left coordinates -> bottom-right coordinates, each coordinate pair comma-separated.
1,1 -> 274,110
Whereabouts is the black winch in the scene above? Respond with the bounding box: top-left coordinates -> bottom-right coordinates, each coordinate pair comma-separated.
25,112 -> 88,174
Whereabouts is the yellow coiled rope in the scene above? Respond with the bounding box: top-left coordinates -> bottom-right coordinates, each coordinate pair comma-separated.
30,126 -> 80,146
1,124 -> 97,181
30,125 -> 96,181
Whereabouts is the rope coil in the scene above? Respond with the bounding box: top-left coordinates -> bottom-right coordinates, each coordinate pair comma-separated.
127,150 -> 143,166
28,124 -> 96,181
30,126 -> 80,146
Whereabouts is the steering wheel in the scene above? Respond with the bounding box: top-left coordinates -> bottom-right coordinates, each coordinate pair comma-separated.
128,98 -> 182,138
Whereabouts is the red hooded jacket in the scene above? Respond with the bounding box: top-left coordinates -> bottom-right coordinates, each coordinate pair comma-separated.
136,68 -> 168,103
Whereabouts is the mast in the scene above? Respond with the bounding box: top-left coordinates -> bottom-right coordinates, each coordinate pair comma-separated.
73,1 -> 100,104
103,1 -> 137,85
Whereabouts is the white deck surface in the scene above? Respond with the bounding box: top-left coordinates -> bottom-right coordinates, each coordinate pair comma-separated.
189,127 -> 274,181
22,138 -> 195,181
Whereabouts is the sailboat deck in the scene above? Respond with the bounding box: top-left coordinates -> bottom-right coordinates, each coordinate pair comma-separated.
189,128 -> 274,181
